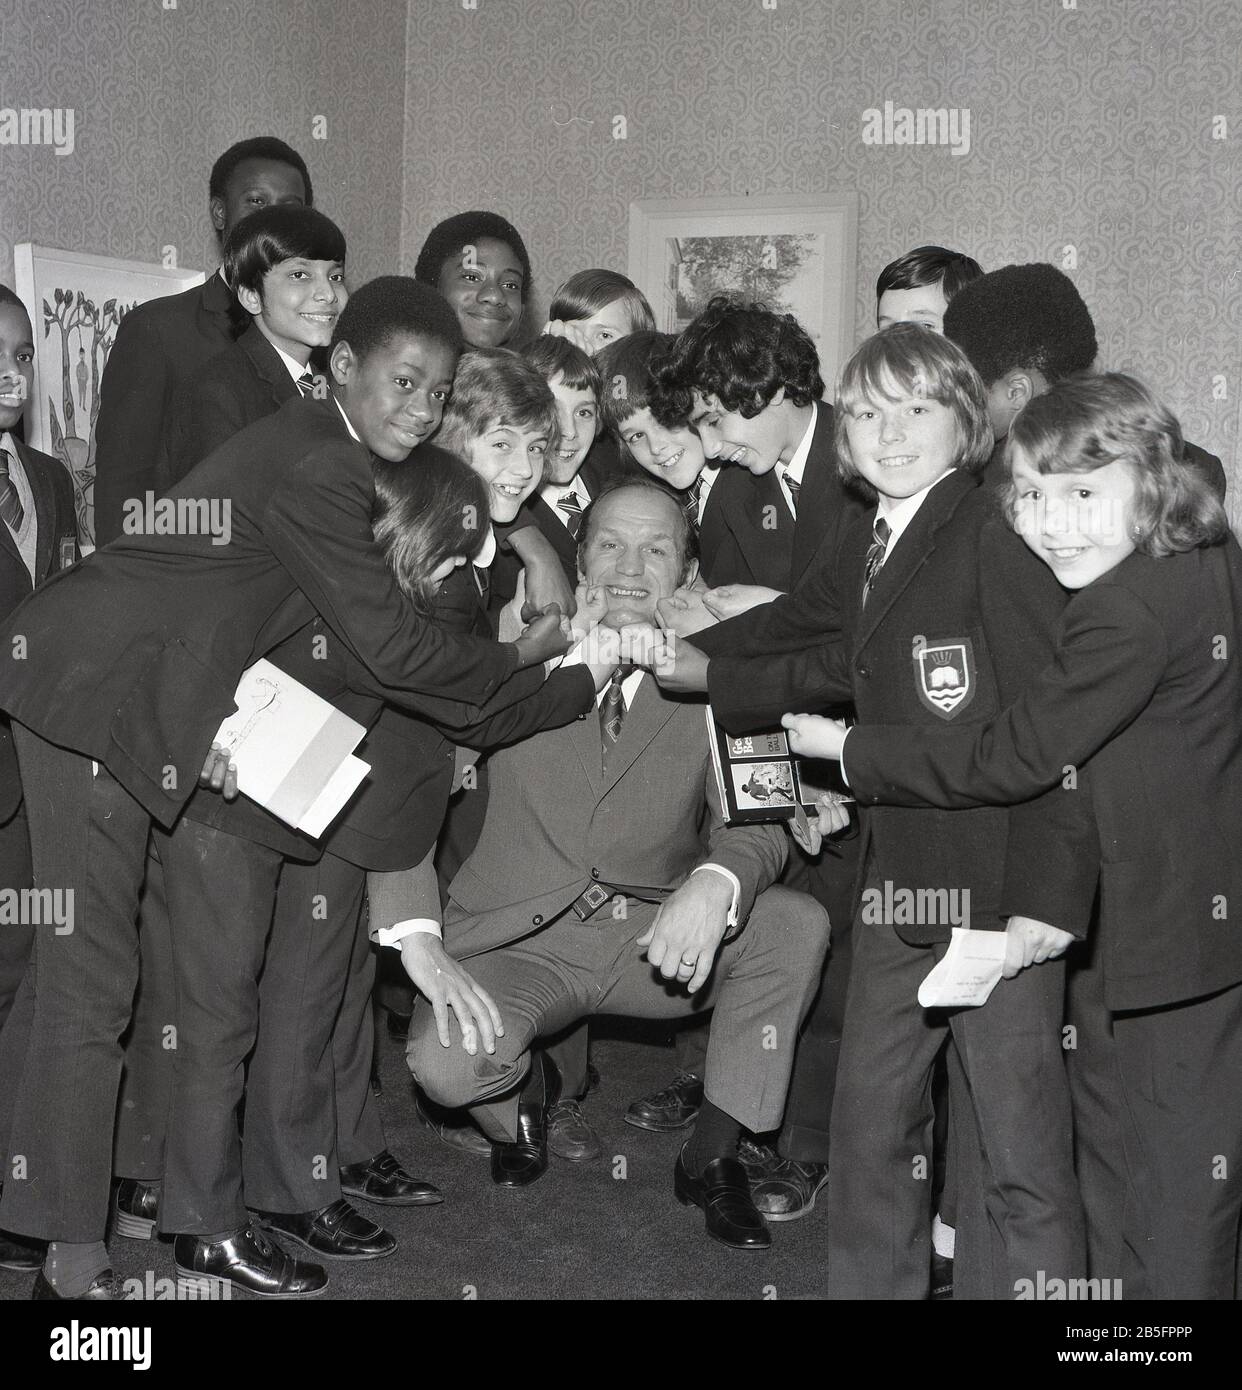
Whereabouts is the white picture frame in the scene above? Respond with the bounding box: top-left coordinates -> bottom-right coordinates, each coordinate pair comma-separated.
13,243 -> 206,546
627,192 -> 858,395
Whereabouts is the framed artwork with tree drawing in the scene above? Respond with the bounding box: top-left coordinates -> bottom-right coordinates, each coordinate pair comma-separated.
627,193 -> 857,397
13,244 -> 205,549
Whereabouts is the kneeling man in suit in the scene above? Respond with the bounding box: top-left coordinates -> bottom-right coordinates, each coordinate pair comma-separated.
395,482 -> 831,1249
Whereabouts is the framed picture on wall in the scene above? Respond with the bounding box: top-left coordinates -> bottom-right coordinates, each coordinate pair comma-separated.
13,243 -> 206,548
627,192 -> 858,395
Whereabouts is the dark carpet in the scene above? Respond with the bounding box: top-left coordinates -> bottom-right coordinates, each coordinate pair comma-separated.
0,1019 -> 830,1302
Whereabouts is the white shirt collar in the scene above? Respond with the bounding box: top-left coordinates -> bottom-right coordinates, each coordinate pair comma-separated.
474,526 -> 498,570
540,471 -> 592,529
780,402 -> 817,489
271,340 -> 310,384
332,395 -> 361,443
594,667 -> 646,709
875,468 -> 957,551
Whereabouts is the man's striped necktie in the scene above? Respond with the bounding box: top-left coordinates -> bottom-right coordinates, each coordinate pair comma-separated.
861,516 -> 891,607
0,449 -> 24,531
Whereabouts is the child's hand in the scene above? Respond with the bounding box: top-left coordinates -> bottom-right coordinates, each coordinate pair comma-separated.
651,632 -> 710,692
655,586 -> 718,638
542,319 -> 594,355
1002,917 -> 1075,979
781,713 -> 849,761
198,743 -> 239,800
522,556 -> 577,621
570,582 -> 609,638
703,584 -> 783,621
513,608 -> 573,668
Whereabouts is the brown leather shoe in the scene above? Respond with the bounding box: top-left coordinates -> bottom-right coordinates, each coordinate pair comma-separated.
547,1099 -> 601,1162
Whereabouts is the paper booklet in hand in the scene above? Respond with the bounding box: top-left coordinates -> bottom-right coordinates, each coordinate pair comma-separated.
706,706 -> 849,825
213,659 -> 371,838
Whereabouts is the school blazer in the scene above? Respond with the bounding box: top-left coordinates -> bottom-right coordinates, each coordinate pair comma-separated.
441,679 -> 787,962
0,396 -> 529,829
695,469 -> 1099,942
93,273 -> 236,546
697,404 -> 867,591
843,539 -> 1242,1011
163,322 -> 298,490
0,441 -> 79,823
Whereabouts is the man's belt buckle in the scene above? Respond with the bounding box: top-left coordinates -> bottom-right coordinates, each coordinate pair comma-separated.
572,883 -> 612,920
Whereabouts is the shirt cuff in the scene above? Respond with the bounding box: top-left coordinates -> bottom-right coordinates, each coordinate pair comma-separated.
839,728 -> 852,787
375,917 -> 443,948
690,863 -> 741,927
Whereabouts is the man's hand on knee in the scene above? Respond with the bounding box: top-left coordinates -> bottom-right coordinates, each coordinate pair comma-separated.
399,934 -> 504,1055
636,874 -> 732,994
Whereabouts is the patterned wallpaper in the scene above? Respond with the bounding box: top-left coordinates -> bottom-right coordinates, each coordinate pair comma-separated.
400,0 -> 1242,519
0,0 -> 406,295
4,1 -> 1238,517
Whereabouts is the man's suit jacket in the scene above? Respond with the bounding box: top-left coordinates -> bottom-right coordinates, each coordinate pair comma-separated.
163,322 -> 297,490
439,679 -> 787,963
0,395 -> 532,829
93,273 -> 236,546
697,403 -> 867,591
695,470 -> 1098,943
844,537 -> 1242,1011
0,441 -> 79,823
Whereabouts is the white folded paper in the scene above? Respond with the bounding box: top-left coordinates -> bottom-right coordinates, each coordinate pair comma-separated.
213,658 -> 370,838
918,927 -> 1008,1009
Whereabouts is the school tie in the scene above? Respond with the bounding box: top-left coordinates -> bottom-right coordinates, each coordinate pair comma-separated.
599,668 -> 629,766
682,477 -> 702,530
0,449 -> 24,532
295,369 -> 316,398
861,515 -> 891,608
557,489 -> 585,537
781,470 -> 800,517
472,564 -> 490,606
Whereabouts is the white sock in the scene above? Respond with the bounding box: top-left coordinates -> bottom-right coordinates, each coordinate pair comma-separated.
932,1213 -> 956,1259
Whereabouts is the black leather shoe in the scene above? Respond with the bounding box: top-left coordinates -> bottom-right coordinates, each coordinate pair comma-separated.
491,1052 -> 559,1189
0,1230 -> 45,1271
674,1144 -> 770,1250
624,1070 -> 703,1132
547,1099 -> 602,1162
340,1149 -> 442,1207
112,1178 -> 160,1240
415,1094 -> 493,1158
253,1199 -> 396,1261
172,1222 -> 327,1298
32,1269 -> 131,1300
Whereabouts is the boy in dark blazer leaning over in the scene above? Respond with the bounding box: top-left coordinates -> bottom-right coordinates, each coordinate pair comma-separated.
0,285 -> 79,1275
0,277 -> 570,1301
624,298 -> 865,1223
92,136 -> 312,546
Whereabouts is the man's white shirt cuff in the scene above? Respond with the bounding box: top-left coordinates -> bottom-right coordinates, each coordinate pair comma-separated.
691,864 -> 741,927
377,918 -> 443,948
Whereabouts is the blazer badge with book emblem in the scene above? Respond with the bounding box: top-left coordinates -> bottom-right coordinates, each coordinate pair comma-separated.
914,639 -> 976,720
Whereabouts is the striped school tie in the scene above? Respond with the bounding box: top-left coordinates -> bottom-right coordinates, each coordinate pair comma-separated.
682,477 -> 702,529
558,489 -> 585,538
782,471 -> 801,516
0,449 -> 24,531
861,516 -> 891,608
296,370 -> 316,398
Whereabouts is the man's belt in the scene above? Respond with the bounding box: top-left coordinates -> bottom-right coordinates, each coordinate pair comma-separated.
570,880 -> 668,922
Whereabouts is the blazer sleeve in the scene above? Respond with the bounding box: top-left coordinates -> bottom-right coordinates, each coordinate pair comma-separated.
698,750 -> 788,934
165,375 -> 250,490
260,440 -> 531,726
92,309 -> 169,546
449,666 -> 596,750
844,584 -> 1169,808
